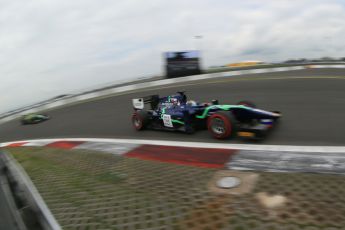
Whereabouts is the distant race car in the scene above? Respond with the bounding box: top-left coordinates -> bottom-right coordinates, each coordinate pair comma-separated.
131,92 -> 281,139
21,114 -> 50,125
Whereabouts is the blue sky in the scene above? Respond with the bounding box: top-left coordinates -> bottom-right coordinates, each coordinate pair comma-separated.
1,0 -> 345,114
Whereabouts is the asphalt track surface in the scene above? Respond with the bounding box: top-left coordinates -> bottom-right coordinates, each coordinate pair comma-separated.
1,68 -> 345,146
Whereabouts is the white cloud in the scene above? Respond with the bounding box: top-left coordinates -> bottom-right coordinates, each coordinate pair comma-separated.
1,0 -> 345,113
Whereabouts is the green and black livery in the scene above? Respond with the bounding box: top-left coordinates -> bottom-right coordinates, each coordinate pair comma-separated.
131,92 -> 281,139
21,114 -> 50,125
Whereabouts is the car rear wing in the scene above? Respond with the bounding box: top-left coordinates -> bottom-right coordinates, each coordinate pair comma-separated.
132,95 -> 159,110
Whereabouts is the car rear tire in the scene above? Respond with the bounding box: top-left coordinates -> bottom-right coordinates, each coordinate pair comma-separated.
132,111 -> 149,131
207,111 -> 237,139
237,100 -> 256,108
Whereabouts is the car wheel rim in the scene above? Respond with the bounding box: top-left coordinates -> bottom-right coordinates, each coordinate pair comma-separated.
134,116 -> 141,128
211,118 -> 226,135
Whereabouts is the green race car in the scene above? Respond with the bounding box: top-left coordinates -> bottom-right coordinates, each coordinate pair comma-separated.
21,114 -> 50,125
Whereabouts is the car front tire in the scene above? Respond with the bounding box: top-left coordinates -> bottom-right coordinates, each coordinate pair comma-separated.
207,111 -> 237,139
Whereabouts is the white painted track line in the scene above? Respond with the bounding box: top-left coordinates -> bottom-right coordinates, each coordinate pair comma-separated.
1,138 -> 345,153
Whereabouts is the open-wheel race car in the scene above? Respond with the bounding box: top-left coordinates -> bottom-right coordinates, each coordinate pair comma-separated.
21,113 -> 50,125
131,92 -> 281,139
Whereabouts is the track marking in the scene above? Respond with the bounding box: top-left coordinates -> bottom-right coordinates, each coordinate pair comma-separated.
228,150 -> 345,174
1,138 -> 345,153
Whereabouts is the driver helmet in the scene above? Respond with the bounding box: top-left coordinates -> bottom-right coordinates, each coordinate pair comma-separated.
186,100 -> 197,106
170,97 -> 180,106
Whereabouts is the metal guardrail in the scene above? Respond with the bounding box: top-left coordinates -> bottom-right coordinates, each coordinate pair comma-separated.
0,151 -> 61,230
0,161 -> 27,230
0,95 -> 74,120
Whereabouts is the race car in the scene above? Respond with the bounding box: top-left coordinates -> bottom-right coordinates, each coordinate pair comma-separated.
21,114 -> 50,125
131,92 -> 281,139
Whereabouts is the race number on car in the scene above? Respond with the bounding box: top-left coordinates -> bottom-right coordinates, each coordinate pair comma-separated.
162,114 -> 173,127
